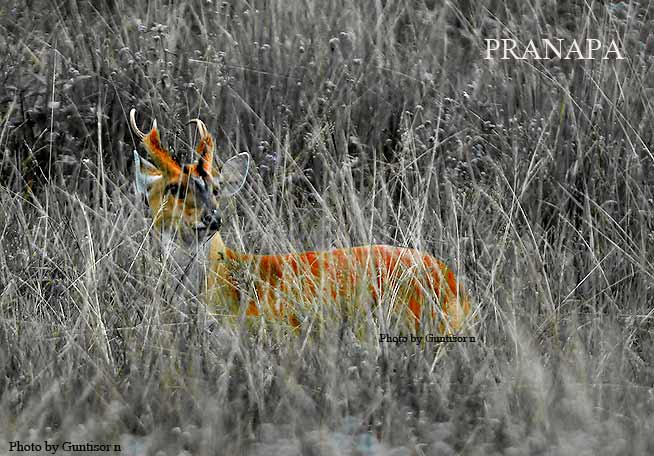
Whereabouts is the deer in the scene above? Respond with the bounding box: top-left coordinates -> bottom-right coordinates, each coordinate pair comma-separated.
129,109 -> 471,334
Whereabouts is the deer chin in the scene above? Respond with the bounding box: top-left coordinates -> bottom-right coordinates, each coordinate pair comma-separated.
192,222 -> 220,240
162,223 -> 217,248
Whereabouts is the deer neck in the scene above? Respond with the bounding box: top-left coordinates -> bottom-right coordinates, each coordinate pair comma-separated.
204,231 -> 245,313
207,231 -> 228,262
206,231 -> 247,269
157,230 -> 214,297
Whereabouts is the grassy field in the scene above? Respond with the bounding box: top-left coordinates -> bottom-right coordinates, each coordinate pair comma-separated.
1,0 -> 654,454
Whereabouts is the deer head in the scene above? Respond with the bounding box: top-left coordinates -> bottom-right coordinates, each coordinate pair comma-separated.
129,109 -> 249,245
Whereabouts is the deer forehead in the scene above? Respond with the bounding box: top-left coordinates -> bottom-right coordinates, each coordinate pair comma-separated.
164,164 -> 212,188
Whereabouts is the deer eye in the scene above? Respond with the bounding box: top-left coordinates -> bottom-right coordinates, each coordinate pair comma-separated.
166,184 -> 183,196
212,187 -> 220,196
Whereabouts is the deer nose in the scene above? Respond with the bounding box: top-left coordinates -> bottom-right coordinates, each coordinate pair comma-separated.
202,209 -> 221,229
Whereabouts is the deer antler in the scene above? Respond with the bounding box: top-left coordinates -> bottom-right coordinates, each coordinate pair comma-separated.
188,118 -> 208,137
130,108 -> 159,139
130,109 -> 179,176
130,109 -> 144,139
188,118 -> 214,176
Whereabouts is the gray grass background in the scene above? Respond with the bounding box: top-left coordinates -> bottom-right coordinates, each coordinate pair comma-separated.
1,0 -> 654,454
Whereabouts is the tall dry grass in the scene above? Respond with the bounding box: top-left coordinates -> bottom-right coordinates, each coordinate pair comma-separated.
1,0 -> 654,454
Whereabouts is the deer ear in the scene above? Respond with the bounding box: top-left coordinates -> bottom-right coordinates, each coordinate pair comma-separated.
134,150 -> 163,195
213,152 -> 250,197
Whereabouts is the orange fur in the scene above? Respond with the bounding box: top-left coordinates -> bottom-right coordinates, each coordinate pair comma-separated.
206,244 -> 470,333
143,128 -> 182,177
131,111 -> 471,334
